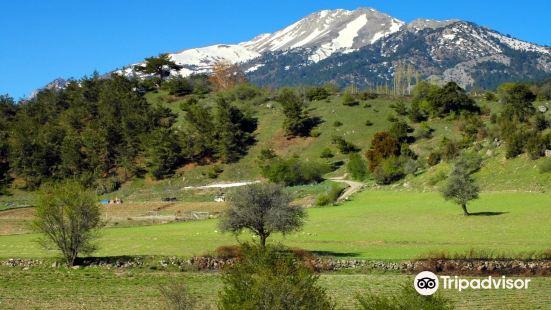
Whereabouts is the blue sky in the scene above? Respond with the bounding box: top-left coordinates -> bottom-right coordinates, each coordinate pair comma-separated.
1,0 -> 550,99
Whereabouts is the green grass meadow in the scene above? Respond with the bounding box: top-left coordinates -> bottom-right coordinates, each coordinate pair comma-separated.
1,267 -> 551,309
1,190 -> 550,260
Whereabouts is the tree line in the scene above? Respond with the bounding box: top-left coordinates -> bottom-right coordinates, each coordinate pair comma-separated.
0,71 -> 257,192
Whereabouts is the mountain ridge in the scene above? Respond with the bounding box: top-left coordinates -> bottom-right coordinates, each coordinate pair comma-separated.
37,7 -> 551,93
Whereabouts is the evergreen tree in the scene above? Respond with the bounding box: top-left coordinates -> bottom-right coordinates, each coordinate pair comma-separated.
214,96 -> 254,163
146,128 -> 182,179
134,53 -> 183,87
278,89 -> 311,137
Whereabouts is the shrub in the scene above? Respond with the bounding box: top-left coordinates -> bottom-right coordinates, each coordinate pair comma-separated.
356,283 -> 454,310
258,148 -> 277,161
214,245 -> 242,259
389,120 -> 412,142
485,92 -> 497,101
459,152 -> 483,174
218,243 -> 335,310
440,138 -> 460,161
365,120 -> 374,126
341,92 -> 359,106
372,156 -> 405,185
490,113 -> 498,124
158,279 -> 197,310
331,136 -> 359,154
365,132 -> 401,172
316,183 -> 345,206
320,148 -> 334,159
305,87 -> 329,101
260,157 -> 330,186
347,153 -> 368,180
391,100 -> 408,116
539,158 -> 551,174
94,177 -> 121,195
163,77 -> 194,96
505,131 -> 527,159
333,120 -> 343,127
359,92 -> 378,100
525,133 -> 545,159
387,114 -> 399,122
428,170 -> 447,186
231,83 -> 263,101
205,165 -> 224,179
427,152 -> 441,166
409,100 -> 427,123
416,123 -> 433,139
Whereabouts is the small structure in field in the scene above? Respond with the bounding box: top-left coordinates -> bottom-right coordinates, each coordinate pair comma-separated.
192,211 -> 210,220
214,193 -> 225,202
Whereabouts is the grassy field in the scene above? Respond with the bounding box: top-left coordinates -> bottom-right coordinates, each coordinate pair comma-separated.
1,190 -> 550,260
1,267 -> 550,309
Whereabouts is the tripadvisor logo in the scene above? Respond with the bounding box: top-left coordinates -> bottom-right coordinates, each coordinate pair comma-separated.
414,271 -> 439,296
413,271 -> 531,295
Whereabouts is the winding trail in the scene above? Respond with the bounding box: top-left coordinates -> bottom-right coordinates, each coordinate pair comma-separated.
329,176 -> 365,202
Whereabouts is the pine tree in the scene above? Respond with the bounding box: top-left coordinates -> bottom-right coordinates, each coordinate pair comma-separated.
278,89 -> 311,137
135,54 -> 183,87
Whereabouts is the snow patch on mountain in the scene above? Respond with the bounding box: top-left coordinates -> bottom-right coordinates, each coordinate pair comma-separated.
487,31 -> 550,54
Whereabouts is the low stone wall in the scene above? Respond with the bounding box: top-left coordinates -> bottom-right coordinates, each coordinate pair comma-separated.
3,257 -> 551,276
408,259 -> 551,276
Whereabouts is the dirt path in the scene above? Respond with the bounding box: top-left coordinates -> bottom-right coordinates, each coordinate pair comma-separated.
329,176 -> 365,202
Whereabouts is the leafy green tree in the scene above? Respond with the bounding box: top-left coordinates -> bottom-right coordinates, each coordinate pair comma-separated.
372,156 -> 405,185
135,53 -> 183,86
498,83 -> 536,122
442,157 -> 480,216
218,243 -> 335,310
347,153 -> 368,180
278,88 -> 312,137
219,183 -> 305,248
427,82 -> 479,116
33,181 -> 102,265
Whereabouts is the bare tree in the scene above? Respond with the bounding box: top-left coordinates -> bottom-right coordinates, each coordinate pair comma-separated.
33,181 -> 102,265
219,183 -> 305,248
209,61 -> 246,91
158,279 -> 197,310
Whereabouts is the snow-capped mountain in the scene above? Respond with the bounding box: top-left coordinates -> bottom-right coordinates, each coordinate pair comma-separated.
241,8 -> 404,62
41,7 -> 551,92
121,7 -> 405,76
244,19 -> 551,90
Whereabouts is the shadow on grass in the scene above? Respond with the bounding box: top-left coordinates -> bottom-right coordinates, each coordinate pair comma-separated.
469,211 -> 509,216
310,251 -> 360,258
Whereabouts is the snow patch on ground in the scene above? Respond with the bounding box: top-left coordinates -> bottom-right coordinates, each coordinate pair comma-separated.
183,181 -> 260,190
